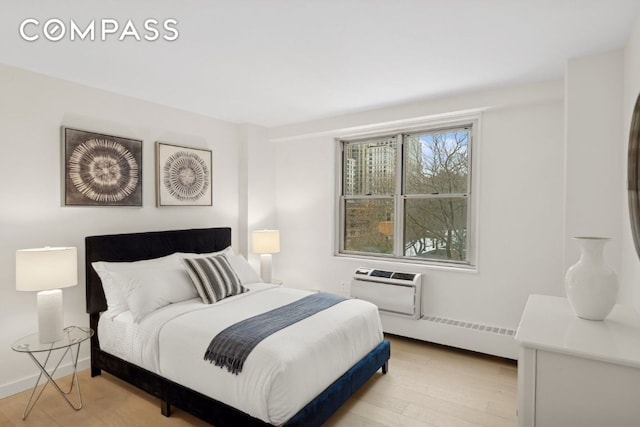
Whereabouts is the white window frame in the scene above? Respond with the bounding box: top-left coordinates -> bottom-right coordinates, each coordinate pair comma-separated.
335,114 -> 480,268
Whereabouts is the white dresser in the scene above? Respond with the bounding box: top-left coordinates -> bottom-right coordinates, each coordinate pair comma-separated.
515,294 -> 640,427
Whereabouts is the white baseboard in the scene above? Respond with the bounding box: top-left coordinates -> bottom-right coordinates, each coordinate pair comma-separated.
0,357 -> 91,400
381,313 -> 519,360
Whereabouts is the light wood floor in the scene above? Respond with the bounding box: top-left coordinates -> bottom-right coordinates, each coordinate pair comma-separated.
0,335 -> 517,426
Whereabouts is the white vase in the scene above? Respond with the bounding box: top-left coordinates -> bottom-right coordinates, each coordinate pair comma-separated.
565,237 -> 618,320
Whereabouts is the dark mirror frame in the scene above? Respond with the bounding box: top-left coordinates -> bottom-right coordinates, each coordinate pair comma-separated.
629,92 -> 640,258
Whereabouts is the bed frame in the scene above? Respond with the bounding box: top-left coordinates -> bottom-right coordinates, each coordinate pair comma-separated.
85,227 -> 390,427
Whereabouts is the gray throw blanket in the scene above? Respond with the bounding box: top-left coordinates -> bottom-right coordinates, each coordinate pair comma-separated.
204,292 -> 347,374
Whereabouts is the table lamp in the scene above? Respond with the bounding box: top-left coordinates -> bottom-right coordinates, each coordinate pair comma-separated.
252,230 -> 280,283
16,247 -> 78,343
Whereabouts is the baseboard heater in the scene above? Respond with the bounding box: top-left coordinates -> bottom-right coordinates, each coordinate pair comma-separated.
350,268 -> 422,319
381,314 -> 518,359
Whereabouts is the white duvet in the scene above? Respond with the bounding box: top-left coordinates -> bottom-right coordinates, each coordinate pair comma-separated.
98,283 -> 383,425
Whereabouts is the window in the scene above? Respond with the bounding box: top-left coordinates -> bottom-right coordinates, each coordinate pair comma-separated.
338,120 -> 475,266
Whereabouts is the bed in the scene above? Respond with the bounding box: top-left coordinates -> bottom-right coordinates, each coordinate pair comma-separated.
85,227 -> 390,426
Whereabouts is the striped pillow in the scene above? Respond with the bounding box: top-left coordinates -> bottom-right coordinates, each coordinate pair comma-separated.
183,255 -> 247,304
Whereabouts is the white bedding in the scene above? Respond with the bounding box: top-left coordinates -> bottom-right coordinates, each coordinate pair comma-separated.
98,283 -> 383,425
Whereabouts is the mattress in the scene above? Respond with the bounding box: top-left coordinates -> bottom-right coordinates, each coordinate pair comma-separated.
98,283 -> 383,425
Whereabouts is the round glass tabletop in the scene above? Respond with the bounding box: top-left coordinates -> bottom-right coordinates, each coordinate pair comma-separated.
11,326 -> 93,353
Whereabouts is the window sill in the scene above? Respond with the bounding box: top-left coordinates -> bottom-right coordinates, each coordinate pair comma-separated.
333,253 -> 478,274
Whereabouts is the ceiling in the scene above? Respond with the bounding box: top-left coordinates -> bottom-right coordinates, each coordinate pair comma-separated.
1,0 -> 639,127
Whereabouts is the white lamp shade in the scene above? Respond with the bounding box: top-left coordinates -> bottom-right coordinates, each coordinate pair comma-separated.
252,230 -> 280,254
16,247 -> 78,291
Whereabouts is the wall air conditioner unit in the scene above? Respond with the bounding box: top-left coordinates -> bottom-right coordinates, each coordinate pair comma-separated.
350,268 -> 422,319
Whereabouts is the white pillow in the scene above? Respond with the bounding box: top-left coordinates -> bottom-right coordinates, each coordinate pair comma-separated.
92,253 -> 177,315
176,246 -> 234,259
92,248 -> 233,315
109,263 -> 198,322
226,254 -> 263,285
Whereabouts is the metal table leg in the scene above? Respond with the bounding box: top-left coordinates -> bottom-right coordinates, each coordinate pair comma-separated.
21,342 -> 84,419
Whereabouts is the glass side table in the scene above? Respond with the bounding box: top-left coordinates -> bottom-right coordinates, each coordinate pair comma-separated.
11,326 -> 93,419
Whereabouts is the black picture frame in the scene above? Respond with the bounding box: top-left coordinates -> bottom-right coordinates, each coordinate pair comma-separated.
156,142 -> 213,206
63,127 -> 143,207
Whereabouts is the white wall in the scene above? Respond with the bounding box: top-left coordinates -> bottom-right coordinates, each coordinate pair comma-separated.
269,81 -> 566,330
239,123 -> 277,272
564,51 -> 623,290
621,16 -> 640,311
0,64 -> 241,397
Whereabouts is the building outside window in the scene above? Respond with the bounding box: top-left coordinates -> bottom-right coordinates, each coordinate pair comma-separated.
338,119 -> 476,266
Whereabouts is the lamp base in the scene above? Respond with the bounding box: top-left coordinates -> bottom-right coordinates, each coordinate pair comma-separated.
260,254 -> 273,283
37,289 -> 64,343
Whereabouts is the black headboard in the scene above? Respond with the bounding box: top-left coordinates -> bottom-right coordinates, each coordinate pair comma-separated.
85,227 -> 232,314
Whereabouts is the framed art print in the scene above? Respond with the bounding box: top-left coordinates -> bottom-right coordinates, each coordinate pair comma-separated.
156,142 -> 212,206
63,127 -> 142,206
